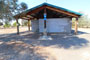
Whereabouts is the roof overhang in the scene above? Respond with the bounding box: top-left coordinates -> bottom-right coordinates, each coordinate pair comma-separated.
14,3 -> 83,20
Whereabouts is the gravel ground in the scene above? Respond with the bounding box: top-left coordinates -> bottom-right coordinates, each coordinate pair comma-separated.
0,27 -> 90,60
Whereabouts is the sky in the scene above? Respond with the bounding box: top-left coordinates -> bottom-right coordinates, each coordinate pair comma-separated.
19,0 -> 90,18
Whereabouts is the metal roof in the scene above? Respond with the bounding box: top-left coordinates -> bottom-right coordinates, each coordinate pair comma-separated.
26,3 -> 82,16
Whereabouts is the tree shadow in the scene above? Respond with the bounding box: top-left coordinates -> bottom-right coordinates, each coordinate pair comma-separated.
38,33 -> 90,49
0,31 -> 48,60
0,31 -> 29,41
0,31 -> 89,49
71,30 -> 89,35
0,31 -> 90,60
0,31 -> 41,44
0,41 -> 43,60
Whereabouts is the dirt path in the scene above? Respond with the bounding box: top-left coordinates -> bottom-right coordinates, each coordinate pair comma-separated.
36,45 -> 90,60
0,27 -> 90,60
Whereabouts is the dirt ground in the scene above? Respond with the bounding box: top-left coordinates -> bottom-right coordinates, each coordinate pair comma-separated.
0,27 -> 90,60
0,27 -> 28,34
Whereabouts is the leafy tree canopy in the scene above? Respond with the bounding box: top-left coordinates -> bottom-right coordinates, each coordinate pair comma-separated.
0,0 -> 28,23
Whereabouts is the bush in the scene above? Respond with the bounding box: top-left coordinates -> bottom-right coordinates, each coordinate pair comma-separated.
4,24 -> 11,28
13,22 -> 17,27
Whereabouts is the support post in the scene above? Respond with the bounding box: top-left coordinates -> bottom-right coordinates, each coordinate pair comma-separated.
75,18 -> 78,34
38,8 -> 52,40
28,20 -> 30,31
43,8 -> 47,36
16,19 -> 19,34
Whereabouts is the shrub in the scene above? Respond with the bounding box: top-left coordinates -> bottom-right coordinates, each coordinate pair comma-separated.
4,24 -> 11,28
13,22 -> 17,27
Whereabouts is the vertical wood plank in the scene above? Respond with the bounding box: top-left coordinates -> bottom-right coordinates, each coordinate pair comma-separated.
75,18 -> 78,34
28,20 -> 30,31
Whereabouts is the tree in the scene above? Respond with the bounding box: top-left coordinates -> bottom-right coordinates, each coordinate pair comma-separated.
0,0 -> 28,26
20,2 -> 28,11
72,14 -> 90,28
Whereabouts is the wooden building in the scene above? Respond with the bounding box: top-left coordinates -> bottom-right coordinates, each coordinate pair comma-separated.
14,3 -> 82,34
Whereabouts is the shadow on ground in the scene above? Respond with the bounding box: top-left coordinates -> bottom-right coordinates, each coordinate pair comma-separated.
39,33 -> 89,49
0,31 -> 90,60
71,30 -> 89,35
0,31 -> 89,49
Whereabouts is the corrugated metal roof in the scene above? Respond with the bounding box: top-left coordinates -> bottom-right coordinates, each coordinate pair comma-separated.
26,3 -> 83,16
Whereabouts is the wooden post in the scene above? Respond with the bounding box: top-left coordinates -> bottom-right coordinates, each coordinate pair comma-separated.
28,20 -> 30,31
16,19 -> 19,34
75,18 -> 78,34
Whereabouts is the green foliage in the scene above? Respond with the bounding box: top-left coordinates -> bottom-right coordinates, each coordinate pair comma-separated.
23,21 -> 28,26
0,0 -> 28,25
78,16 -> 90,28
72,15 -> 90,28
4,23 -> 11,28
13,22 -> 17,27
72,18 -> 75,28
3,20 -> 11,28
20,2 -> 28,10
